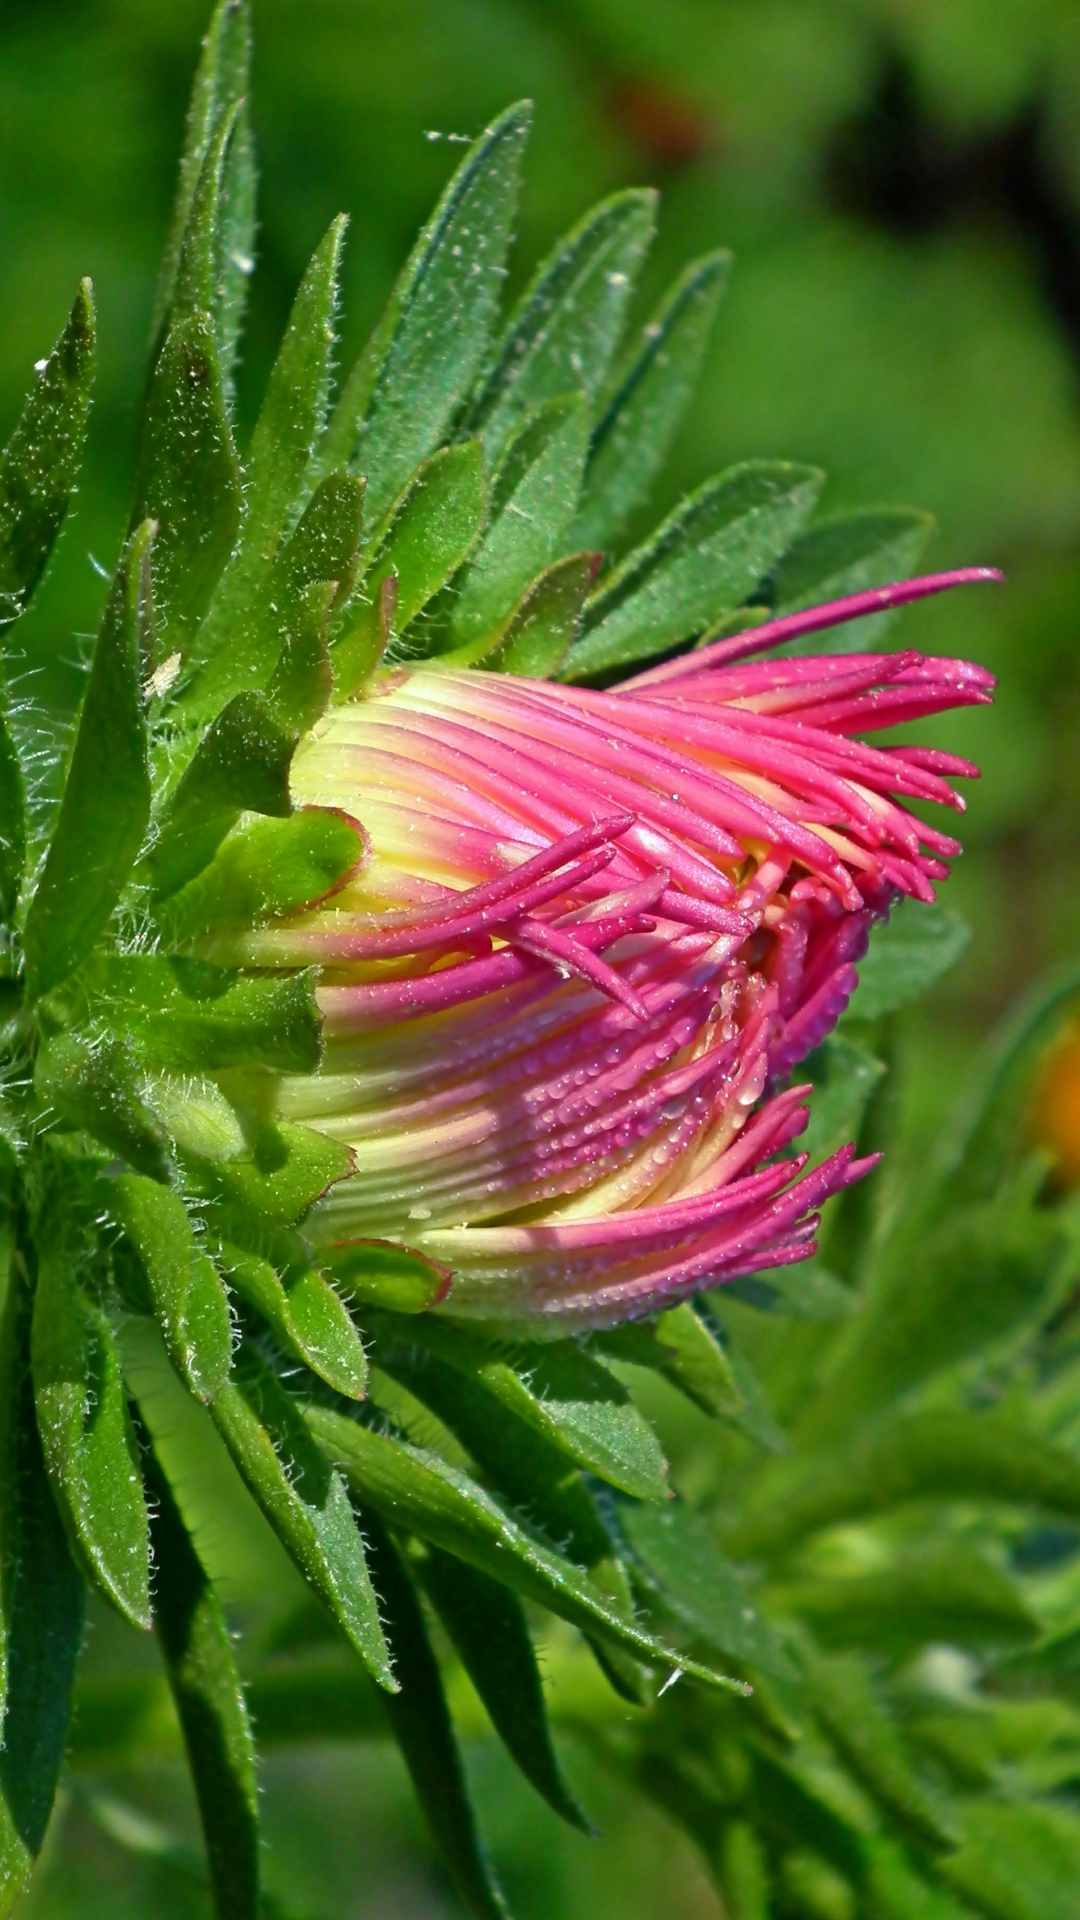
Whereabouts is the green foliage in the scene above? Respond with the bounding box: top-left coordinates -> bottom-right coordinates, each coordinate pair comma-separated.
0,7 -> 1075,1918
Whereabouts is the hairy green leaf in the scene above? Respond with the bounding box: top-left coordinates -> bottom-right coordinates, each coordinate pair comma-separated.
379,1315 -> 669,1500
576,251 -> 730,549
111,1174 -> 233,1403
212,1360 -> 394,1690
420,1547 -> 590,1833
448,394 -> 590,646
307,1405 -> 744,1691
35,1028 -> 173,1181
222,1242 -> 367,1400
0,1286 -> 84,1916
564,460 -> 823,679
0,278 -> 95,619
184,217 -> 348,714
147,1448 -> 260,1920
134,312 -> 243,653
322,102 -> 531,521
191,1120 -> 354,1233
30,1250 -> 150,1632
0,703 -> 25,928
105,955 -> 322,1075
151,0 -> 253,355
160,805 -> 365,946
23,519 -> 155,1000
364,1519 -> 510,1919
468,190 -> 657,461
333,441 -> 488,694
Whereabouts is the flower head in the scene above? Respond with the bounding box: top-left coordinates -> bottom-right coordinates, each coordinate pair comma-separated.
208,571 -> 996,1332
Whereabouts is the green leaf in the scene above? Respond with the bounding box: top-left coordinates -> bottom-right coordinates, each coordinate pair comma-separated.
368,1334 -> 647,1700
146,1446 -> 260,1920
942,1801 -> 1080,1920
211,1359 -> 395,1690
222,1242 -> 367,1400
0,278 -> 95,619
598,1300 -> 785,1449
376,1316 -> 669,1500
725,1257 -> 854,1322
159,805 -> 365,946
849,901 -> 970,1022
23,519 -> 154,999
272,469 -> 365,620
801,1034 -> 885,1163
809,1655 -> 956,1851
563,460 -> 823,679
715,1820 -> 772,1920
362,1519 -> 510,1919
447,394 -> 590,647
769,1548 -> 1038,1658
332,441 -> 488,696
29,1248 -> 150,1633
325,1239 -> 453,1314
575,251 -> 730,549
419,1547 -> 590,1833
468,190 -> 657,462
321,103 -> 531,522
151,0 -> 252,354
0,702 -> 26,929
619,1502 -> 795,1681
134,312 -> 243,654
185,218 -> 349,716
105,956 -> 322,1075
306,1404 -> 744,1692
488,551 -> 598,675
34,1028 -> 173,1181
729,1409 -> 1080,1561
111,1174 -> 233,1403
768,507 -> 935,652
0,1279 -> 84,1915
190,1120 -> 354,1233
151,695 -> 294,898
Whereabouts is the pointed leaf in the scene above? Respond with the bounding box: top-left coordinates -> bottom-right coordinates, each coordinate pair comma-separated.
222,1241 -> 367,1400
488,551 -> 597,675
326,1238 -> 452,1313
420,1547 -> 590,1833
146,1447 -> 260,1920
307,1405 -> 745,1692
380,1315 -> 669,1500
0,279 -> 95,619
185,217 -> 348,713
30,1245 -> 151,1631
134,312 -> 242,653
321,102 -> 531,521
448,394 -> 590,647
850,901 -> 970,1022
468,190 -> 657,462
725,1256 -> 854,1322
23,519 -> 154,1000
0,1280 -> 84,1915
152,0 -> 252,349
363,1518 -> 510,1919
332,441 -> 488,696
111,1174 -> 233,1403
769,507 -> 935,653
273,469 -> 365,617
801,1034 -> 885,1163
159,805 -> 366,946
620,1502 -> 795,1681
211,1360 -> 395,1690
105,956 -> 322,1075
564,460 -> 823,679
0,704 -> 25,928
942,1801 -> 1080,1920
576,251 -> 730,549
715,1821 -> 771,1920
190,1121 -> 354,1235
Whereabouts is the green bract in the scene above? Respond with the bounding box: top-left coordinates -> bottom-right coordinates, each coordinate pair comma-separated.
0,5 -> 1075,1917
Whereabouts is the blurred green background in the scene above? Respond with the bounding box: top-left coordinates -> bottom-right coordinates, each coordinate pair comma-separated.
6,1 -> 1080,1912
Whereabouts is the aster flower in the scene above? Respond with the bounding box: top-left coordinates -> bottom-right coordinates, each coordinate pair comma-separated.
188,571 -> 996,1333
0,9 -> 1005,1912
